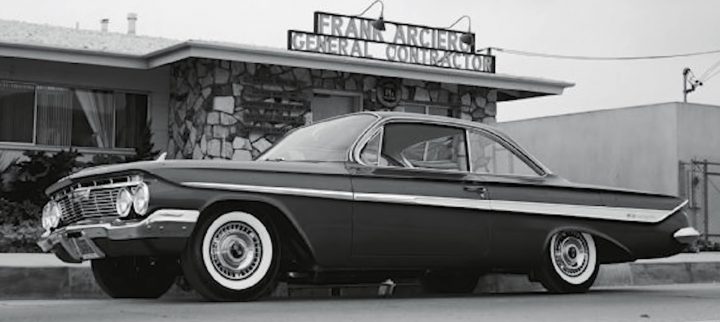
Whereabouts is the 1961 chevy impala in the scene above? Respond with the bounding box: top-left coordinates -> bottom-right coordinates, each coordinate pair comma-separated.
37,112 -> 699,301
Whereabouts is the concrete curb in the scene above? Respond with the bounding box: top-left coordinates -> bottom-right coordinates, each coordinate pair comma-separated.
1,255 -> 719,299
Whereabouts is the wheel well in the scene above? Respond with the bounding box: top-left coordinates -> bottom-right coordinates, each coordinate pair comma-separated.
594,236 -> 634,264
199,200 -> 316,272
541,228 -> 634,265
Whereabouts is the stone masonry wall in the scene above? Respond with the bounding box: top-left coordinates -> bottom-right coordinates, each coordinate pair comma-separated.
167,58 -> 497,160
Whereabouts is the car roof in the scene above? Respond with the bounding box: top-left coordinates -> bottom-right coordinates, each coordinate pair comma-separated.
358,111 -> 498,134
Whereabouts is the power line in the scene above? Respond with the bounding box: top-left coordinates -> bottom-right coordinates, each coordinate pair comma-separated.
705,69 -> 720,82
489,47 -> 720,61
699,57 -> 720,81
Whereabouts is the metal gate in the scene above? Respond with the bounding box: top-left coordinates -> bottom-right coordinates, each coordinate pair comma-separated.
679,160 -> 720,243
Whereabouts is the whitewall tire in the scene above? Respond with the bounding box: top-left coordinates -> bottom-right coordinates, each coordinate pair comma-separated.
537,231 -> 599,293
182,210 -> 280,301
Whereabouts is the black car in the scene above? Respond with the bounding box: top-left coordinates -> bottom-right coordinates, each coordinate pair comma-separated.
37,112 -> 699,301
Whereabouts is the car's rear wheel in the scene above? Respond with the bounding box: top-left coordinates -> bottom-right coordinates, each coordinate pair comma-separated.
537,231 -> 598,293
421,271 -> 479,294
91,256 -> 177,298
181,210 -> 280,301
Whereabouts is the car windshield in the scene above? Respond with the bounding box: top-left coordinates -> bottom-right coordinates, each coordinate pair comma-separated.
259,114 -> 377,162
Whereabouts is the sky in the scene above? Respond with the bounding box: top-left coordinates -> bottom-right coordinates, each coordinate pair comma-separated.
1,0 -> 719,121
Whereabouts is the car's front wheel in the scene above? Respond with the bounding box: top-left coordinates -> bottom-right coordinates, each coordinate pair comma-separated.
91,256 -> 177,298
537,231 -> 599,293
181,210 -> 280,301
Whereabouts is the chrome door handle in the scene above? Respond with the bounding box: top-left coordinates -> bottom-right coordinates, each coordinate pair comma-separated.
464,185 -> 487,198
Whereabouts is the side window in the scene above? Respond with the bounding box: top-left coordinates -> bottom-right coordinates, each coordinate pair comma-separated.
379,123 -> 468,171
360,130 -> 384,166
468,130 -> 538,176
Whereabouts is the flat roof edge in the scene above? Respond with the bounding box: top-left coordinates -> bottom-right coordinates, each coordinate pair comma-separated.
147,41 -> 573,95
0,41 -> 147,69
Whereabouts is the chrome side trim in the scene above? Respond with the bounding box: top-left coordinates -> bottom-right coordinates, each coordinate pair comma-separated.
354,192 -> 493,210
491,200 -> 682,223
673,226 -> 701,244
183,182 -> 355,201
182,182 -> 686,224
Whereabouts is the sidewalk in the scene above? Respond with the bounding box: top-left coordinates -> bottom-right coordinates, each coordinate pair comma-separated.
1,252 -> 719,299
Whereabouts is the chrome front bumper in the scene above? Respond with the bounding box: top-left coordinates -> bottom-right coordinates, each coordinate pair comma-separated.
37,209 -> 199,261
673,227 -> 701,244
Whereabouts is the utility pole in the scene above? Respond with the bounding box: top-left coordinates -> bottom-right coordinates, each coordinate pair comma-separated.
683,67 -> 703,103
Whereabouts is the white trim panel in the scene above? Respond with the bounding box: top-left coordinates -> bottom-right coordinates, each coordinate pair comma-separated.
491,200 -> 687,223
182,182 -> 685,223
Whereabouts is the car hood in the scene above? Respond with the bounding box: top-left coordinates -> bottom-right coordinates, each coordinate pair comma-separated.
46,160 -> 348,195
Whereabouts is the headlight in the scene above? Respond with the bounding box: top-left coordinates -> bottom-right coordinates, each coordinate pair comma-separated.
42,201 -> 61,231
132,182 -> 150,216
116,188 -> 133,217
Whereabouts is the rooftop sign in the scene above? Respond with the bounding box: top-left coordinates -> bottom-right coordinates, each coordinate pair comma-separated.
288,12 -> 495,73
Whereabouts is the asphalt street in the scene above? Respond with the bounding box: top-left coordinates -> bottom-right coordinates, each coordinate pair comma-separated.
1,284 -> 719,322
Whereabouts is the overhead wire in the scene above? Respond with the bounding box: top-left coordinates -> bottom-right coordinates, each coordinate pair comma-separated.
489,47 -> 720,61
698,57 -> 720,81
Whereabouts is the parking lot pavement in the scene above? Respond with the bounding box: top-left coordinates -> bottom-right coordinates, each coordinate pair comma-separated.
0,283 -> 719,322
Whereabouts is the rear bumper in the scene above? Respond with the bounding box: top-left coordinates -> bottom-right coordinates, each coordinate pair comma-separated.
673,227 -> 701,244
37,209 -> 199,262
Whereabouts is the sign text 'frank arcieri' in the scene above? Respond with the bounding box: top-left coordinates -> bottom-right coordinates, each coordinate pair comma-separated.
288,12 -> 495,73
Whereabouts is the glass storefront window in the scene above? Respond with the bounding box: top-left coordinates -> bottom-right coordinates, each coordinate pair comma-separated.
0,80 -> 148,151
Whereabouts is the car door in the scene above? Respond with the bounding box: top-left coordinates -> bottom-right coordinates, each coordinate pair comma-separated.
348,121 -> 492,268
464,128 -> 606,267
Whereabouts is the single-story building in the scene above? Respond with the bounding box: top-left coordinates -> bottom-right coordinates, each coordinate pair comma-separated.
0,14 -> 572,171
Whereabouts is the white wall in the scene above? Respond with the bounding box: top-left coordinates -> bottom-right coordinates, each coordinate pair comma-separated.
676,103 -> 720,163
498,103 -> 680,195
0,57 -> 170,155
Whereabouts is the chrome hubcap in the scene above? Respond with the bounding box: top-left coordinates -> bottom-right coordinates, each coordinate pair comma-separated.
552,232 -> 589,277
209,222 -> 262,280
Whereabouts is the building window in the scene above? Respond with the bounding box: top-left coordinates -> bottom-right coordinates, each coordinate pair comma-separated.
398,103 -> 453,117
0,82 -> 35,143
310,91 -> 362,123
0,80 -> 148,151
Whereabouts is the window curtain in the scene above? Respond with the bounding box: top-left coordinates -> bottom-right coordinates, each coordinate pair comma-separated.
75,89 -> 113,148
36,86 -> 73,146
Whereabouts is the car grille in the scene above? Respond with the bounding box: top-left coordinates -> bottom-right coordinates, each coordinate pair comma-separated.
52,176 -> 141,227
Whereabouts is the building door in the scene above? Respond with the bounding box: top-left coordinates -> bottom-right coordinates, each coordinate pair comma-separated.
310,92 -> 361,122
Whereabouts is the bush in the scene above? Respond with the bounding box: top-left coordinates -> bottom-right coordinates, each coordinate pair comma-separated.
0,198 -> 42,252
0,198 -> 41,225
0,150 -> 82,252
0,221 -> 44,253
2,149 -> 83,205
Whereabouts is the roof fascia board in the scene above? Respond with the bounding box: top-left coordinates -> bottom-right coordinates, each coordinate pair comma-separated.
147,42 -> 572,95
0,42 -> 147,69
